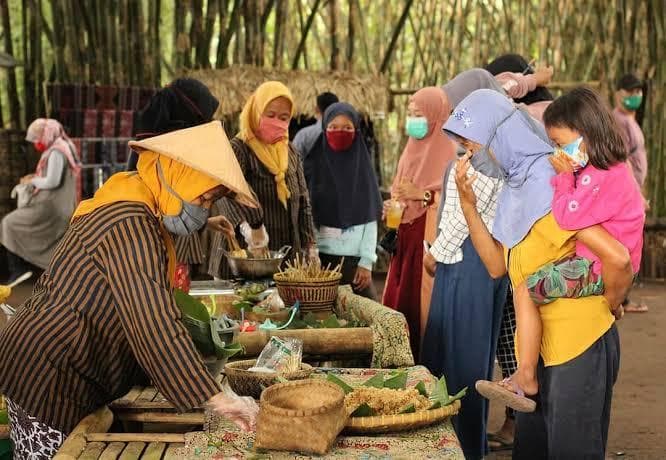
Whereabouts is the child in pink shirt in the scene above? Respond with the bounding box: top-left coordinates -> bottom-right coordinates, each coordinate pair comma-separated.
477,87 -> 645,412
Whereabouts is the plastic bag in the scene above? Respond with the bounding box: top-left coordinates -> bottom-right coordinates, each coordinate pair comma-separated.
250,336 -> 303,374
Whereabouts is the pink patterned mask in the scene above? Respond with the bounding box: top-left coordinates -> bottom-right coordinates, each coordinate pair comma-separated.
256,117 -> 289,144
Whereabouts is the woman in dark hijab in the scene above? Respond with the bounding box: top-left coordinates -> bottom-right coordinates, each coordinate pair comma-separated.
127,78 -> 223,288
304,102 -> 382,299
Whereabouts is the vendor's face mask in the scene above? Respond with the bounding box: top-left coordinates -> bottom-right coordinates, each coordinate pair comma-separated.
157,163 -> 210,236
622,94 -> 643,111
405,116 -> 429,139
256,116 -> 289,144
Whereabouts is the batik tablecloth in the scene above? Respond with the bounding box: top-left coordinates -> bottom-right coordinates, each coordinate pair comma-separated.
334,286 -> 414,368
178,366 -> 463,459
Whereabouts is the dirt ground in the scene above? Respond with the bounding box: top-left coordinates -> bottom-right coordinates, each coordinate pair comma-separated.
486,281 -> 666,460
3,280 -> 665,458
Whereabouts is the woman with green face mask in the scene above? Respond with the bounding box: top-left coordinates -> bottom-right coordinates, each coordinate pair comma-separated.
612,73 -> 650,314
382,86 -> 456,358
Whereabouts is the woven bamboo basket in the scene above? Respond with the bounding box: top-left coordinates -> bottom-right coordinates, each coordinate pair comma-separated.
255,380 -> 347,455
344,399 -> 461,434
224,359 -> 313,399
273,273 -> 342,314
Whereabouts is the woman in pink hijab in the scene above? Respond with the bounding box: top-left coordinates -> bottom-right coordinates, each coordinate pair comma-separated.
382,87 -> 456,357
1,119 -> 81,282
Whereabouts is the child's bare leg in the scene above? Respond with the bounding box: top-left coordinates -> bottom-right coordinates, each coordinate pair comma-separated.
510,282 -> 541,396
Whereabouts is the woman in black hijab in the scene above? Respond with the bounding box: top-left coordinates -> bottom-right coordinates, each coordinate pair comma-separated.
304,102 -> 382,299
127,78 -> 229,287
127,78 -> 220,169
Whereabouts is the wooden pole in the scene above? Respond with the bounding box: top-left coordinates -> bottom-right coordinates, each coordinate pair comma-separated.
238,327 -> 374,357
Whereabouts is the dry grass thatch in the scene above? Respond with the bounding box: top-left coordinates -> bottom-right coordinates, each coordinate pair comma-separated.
186,65 -> 389,119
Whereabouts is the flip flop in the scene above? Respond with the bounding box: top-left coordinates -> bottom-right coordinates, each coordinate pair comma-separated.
487,432 -> 513,452
476,379 -> 537,413
624,302 -> 648,313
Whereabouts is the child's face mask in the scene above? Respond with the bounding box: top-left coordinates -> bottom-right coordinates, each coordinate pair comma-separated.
556,136 -> 588,168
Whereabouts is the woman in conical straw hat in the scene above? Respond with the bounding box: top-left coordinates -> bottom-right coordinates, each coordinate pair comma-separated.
0,120 -> 259,457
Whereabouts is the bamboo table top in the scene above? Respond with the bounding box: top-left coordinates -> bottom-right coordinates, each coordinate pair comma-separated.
110,386 -> 204,425
57,436 -> 184,460
54,407 -> 189,460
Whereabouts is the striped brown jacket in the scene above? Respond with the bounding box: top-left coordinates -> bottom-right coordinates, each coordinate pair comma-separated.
207,138 -> 316,278
0,202 -> 221,433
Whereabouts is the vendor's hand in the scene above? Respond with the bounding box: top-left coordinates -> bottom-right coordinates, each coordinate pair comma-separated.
549,153 -> 576,175
423,252 -> 437,277
240,222 -> 269,250
393,180 -> 423,201
207,215 -> 235,235
534,65 -> 554,87
207,393 -> 259,432
306,245 -> 320,265
454,154 -> 478,209
353,267 -> 372,291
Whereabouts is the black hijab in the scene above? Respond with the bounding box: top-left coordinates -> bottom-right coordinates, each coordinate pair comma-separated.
127,78 -> 219,170
485,54 -> 554,105
304,102 -> 382,229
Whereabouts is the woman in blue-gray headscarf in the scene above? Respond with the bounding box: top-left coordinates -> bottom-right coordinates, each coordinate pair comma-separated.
449,89 -> 632,459
420,88 -> 512,460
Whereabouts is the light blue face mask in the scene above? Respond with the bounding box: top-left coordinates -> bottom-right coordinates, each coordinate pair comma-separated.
556,136 -> 588,168
405,116 -> 429,139
157,162 -> 210,236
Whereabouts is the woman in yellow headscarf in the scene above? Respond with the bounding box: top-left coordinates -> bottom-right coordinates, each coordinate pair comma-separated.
0,122 -> 260,457
208,81 -> 317,278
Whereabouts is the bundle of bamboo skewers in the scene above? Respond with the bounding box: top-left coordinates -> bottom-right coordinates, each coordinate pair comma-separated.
275,254 -> 343,282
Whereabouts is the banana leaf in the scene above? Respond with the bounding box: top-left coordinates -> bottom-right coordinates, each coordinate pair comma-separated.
175,288 -> 210,323
351,403 -> 375,417
399,403 -> 416,414
362,373 -> 386,388
384,371 -> 408,389
415,381 -> 428,397
326,373 -> 354,394
428,375 -> 467,409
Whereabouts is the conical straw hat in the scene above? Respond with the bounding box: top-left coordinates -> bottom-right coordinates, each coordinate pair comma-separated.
129,121 -> 258,208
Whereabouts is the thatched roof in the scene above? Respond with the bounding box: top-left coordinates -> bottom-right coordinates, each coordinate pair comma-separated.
186,66 -> 389,119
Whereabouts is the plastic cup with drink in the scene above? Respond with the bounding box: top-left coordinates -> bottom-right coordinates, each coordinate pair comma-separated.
385,199 -> 405,229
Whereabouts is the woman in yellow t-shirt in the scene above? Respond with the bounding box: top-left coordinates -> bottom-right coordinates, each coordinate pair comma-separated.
445,89 -> 633,459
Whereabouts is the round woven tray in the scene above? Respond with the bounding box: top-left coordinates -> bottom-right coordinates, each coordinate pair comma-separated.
224,359 -> 314,399
344,399 -> 461,434
273,274 -> 342,313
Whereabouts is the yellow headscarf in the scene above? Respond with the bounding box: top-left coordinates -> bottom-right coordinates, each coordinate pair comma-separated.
73,151 -> 221,282
238,81 -> 295,208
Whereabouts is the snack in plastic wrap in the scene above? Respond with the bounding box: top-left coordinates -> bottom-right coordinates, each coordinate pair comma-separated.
249,336 -> 303,374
